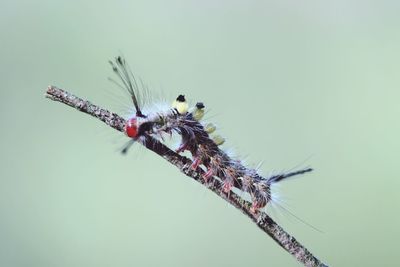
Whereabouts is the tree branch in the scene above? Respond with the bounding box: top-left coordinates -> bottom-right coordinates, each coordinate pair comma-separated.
45,85 -> 328,267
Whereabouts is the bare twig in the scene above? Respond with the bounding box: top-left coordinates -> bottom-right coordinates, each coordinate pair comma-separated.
45,86 -> 328,267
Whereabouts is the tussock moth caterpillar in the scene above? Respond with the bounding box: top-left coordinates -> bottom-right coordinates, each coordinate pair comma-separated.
109,56 -> 312,215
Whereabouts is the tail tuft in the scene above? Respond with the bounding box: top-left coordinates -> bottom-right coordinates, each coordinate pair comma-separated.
268,168 -> 313,184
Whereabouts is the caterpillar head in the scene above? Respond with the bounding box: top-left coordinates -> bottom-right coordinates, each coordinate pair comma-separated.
125,117 -> 139,138
124,116 -> 155,139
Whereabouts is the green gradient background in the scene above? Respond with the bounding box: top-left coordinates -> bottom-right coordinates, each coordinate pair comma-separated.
1,1 -> 399,266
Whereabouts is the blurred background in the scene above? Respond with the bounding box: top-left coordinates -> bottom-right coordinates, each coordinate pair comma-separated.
1,1 -> 399,266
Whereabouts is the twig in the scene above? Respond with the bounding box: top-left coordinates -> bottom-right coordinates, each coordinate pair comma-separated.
45,86 -> 328,267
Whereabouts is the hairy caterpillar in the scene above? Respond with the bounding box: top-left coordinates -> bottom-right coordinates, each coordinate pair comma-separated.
110,56 -> 312,215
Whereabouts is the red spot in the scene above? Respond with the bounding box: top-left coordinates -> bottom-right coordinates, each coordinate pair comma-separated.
125,117 -> 138,138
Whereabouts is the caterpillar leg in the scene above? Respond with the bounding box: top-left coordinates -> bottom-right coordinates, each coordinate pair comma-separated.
249,180 -> 270,214
176,128 -> 195,153
221,167 -> 238,194
203,168 -> 214,182
250,201 -> 267,215
191,156 -> 202,170
222,177 -> 234,194
176,142 -> 189,153
250,189 -> 268,214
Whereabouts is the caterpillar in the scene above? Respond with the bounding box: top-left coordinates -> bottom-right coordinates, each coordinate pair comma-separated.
110,56 -> 312,215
